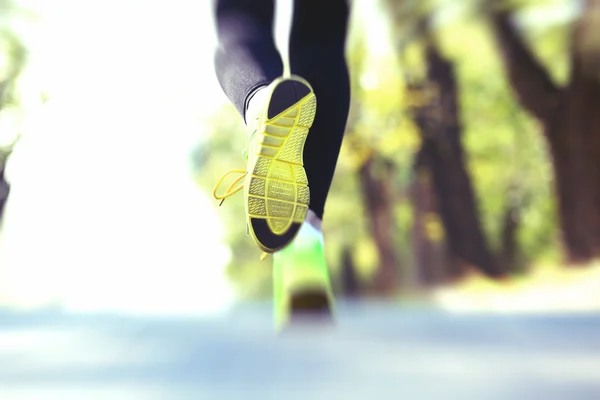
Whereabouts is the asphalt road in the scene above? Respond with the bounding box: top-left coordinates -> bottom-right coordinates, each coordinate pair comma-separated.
1,302 -> 600,399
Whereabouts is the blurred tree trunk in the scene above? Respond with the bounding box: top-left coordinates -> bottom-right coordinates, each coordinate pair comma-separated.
409,148 -> 450,285
490,3 -> 600,264
340,245 -> 361,298
0,163 -> 8,222
359,155 -> 401,294
499,198 -> 521,274
408,42 -> 506,279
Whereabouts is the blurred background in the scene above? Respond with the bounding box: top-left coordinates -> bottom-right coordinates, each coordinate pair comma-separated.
0,0 -> 599,314
1,0 -> 600,398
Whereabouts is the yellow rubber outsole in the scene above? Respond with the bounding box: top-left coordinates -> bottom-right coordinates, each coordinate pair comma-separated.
244,77 -> 317,251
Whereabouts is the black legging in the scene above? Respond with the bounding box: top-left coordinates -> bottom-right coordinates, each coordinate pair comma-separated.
213,0 -> 351,220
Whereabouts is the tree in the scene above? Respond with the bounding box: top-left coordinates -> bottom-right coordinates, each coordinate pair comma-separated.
489,0 -> 600,264
359,153 -> 402,293
382,0 -> 507,278
339,245 -> 361,298
0,27 -> 27,223
409,147 -> 448,285
406,40 -> 506,279
338,26 -> 405,295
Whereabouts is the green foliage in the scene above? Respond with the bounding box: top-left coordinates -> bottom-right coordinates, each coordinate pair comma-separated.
192,0 -> 571,296
0,0 -> 29,157
192,107 -> 274,299
0,28 -> 27,106
429,17 -> 556,263
380,0 -> 561,267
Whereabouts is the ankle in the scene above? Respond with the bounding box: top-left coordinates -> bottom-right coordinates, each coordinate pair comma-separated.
245,86 -> 268,125
305,209 -> 322,231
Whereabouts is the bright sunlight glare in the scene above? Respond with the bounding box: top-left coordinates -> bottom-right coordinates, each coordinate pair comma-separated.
0,0 -> 237,315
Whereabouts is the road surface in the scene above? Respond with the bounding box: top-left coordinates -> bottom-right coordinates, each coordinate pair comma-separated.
1,302 -> 600,399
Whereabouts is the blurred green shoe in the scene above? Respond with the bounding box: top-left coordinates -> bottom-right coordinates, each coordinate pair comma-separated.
272,223 -> 334,330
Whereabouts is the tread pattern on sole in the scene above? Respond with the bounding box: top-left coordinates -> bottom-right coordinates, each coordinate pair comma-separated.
247,91 -> 316,236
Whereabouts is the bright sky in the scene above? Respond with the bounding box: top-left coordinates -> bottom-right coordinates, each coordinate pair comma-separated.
0,0 -> 235,314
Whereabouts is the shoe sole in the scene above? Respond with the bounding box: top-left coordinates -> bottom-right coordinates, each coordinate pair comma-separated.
244,76 -> 316,253
290,289 -> 332,318
276,288 -> 335,332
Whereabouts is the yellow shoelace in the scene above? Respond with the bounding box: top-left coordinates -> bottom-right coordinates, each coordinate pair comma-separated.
212,169 -> 246,206
212,131 -> 270,261
212,139 -> 252,206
